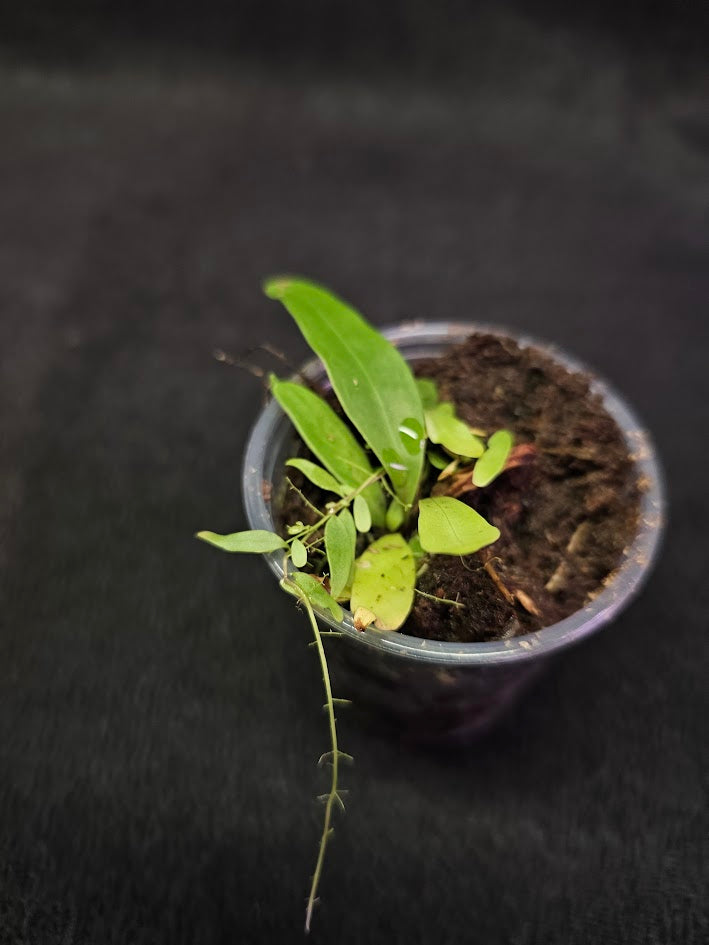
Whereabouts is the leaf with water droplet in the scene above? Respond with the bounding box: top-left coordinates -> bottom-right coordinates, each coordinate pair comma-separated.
382,447 -> 408,490
350,533 -> 415,631
473,430 -> 514,487
264,278 -> 425,505
398,417 -> 426,456
425,402 -> 485,458
271,375 -> 385,526
418,497 -> 500,555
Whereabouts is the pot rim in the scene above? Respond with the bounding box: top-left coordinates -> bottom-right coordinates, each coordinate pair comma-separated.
242,321 -> 665,666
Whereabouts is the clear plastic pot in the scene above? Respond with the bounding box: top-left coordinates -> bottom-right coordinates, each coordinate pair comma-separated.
242,323 -> 665,741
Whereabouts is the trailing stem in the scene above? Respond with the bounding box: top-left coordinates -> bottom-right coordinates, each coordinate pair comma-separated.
281,573 -> 350,933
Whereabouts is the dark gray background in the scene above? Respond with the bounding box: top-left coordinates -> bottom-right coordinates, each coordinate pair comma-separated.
0,4 -> 707,943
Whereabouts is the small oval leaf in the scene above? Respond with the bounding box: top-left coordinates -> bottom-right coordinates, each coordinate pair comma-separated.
385,499 -> 405,532
427,448 -> 450,470
350,533 -> 415,631
325,513 -> 356,600
291,537 -> 308,567
286,458 -> 348,496
408,532 -> 425,561
418,497 -> 500,555
196,529 -> 287,553
353,494 -> 372,533
425,402 -> 485,458
353,607 -> 376,630
473,430 -> 515,487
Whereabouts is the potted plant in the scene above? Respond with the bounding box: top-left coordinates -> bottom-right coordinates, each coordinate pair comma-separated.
197,278 -> 664,931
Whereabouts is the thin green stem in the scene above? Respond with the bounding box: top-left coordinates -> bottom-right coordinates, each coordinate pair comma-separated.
285,477 -> 323,518
303,598 -> 340,933
292,469 -> 385,551
414,587 -> 465,608
280,570 -> 348,933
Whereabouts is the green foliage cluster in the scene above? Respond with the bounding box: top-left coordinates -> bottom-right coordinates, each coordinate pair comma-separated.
198,277 -> 513,632
197,277 -> 514,930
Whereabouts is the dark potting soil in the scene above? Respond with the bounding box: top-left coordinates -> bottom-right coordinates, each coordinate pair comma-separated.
277,333 -> 641,643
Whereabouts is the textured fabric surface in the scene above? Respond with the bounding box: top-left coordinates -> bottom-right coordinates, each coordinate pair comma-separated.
0,44 -> 707,945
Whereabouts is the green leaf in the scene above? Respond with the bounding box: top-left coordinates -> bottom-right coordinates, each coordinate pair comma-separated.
385,499 -> 405,532
285,458 -> 348,496
292,572 -> 343,622
418,497 -> 500,555
353,494 -> 372,533
270,375 -> 385,527
425,402 -> 485,458
473,430 -> 514,487
196,529 -> 287,553
325,512 -> 356,599
291,537 -> 308,567
427,448 -> 450,471
350,533 -> 415,631
408,532 -> 425,561
416,377 -> 439,410
265,278 -> 425,506
335,508 -> 357,599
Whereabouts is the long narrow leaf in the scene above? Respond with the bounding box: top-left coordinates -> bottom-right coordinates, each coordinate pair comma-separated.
271,375 -> 385,526
196,529 -> 287,553
265,278 -> 425,506
285,458 -> 348,496
325,512 -> 355,600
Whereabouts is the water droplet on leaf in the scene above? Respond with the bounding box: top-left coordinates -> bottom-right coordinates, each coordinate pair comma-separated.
398,417 -> 426,455
382,448 -> 408,487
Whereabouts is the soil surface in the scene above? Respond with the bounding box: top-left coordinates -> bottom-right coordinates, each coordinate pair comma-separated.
278,333 -> 641,642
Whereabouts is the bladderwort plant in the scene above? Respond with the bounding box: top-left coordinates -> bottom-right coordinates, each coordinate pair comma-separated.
197,278 -> 514,931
